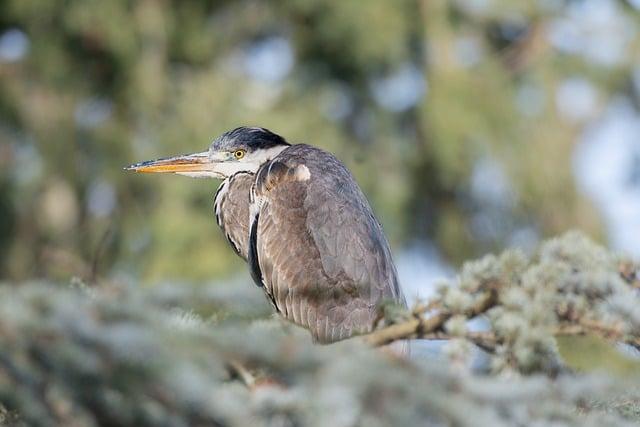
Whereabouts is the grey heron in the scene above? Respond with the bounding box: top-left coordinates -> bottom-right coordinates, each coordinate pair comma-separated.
127,127 -> 406,343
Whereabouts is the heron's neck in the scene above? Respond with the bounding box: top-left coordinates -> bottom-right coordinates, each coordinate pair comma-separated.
243,145 -> 289,172
213,171 -> 254,260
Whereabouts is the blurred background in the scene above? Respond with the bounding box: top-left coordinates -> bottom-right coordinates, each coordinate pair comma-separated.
1,0 -> 639,301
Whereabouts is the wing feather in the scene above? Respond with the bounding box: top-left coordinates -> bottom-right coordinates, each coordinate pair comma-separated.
249,145 -> 405,343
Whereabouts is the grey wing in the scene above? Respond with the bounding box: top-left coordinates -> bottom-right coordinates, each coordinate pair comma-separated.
305,171 -> 405,309
215,172 -> 253,260
249,146 -> 405,343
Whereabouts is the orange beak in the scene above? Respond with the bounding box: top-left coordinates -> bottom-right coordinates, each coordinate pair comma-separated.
125,151 -> 214,175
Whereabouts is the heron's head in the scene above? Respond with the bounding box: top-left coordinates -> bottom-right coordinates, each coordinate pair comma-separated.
125,127 -> 290,179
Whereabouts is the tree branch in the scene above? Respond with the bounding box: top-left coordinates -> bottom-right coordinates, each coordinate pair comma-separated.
365,316 -> 640,354
363,291 -> 497,347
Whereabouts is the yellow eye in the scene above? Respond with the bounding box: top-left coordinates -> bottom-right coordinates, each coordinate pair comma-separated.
233,149 -> 246,160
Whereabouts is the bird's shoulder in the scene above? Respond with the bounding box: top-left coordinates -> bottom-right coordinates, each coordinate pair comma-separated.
253,144 -> 359,200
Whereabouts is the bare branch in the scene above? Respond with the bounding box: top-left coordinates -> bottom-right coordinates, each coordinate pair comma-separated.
364,291 -> 497,347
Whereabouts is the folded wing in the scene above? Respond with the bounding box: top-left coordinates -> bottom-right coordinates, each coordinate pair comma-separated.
249,145 -> 405,343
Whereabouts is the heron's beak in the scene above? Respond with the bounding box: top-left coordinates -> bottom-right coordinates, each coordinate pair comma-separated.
125,151 -> 220,178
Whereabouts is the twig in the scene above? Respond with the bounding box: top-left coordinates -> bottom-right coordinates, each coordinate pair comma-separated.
401,321 -> 640,354
91,221 -> 115,284
411,298 -> 443,316
363,291 -> 497,347
422,331 -> 499,353
226,360 -> 256,388
619,262 -> 640,290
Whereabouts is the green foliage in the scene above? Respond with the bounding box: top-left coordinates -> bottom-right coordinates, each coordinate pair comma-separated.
430,232 -> 640,375
1,2 -> 639,424
1,233 -> 640,426
2,0 -> 638,281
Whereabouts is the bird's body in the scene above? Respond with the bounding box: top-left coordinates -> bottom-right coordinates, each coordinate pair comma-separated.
127,127 -> 406,343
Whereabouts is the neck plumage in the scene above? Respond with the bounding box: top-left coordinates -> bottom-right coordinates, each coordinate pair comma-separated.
212,145 -> 289,260
213,172 -> 255,260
